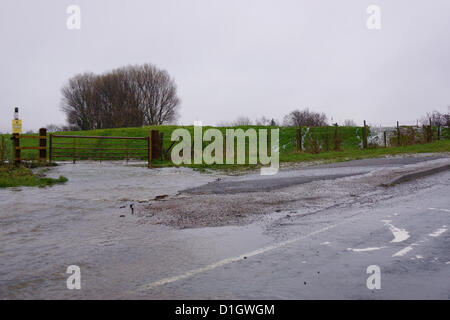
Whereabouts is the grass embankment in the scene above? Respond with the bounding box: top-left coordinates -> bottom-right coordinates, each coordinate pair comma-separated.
281,139 -> 450,163
1,125 -> 449,172
0,165 -> 68,188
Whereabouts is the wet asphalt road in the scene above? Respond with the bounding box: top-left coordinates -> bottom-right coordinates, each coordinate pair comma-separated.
140,170 -> 450,299
1,156 -> 449,299
184,156 -> 445,194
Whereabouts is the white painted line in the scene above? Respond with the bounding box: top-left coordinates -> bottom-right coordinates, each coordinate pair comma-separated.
428,208 -> 450,212
347,247 -> 386,252
382,220 -> 410,243
429,227 -> 447,238
139,223 -> 340,291
393,246 -> 413,257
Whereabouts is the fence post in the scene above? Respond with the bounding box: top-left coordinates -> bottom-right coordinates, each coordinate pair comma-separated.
150,130 -> 160,161
99,139 -> 102,163
0,135 -> 4,164
125,139 -> 129,163
428,118 -> 432,143
49,134 -> 53,163
333,124 -> 339,151
397,121 -> 401,146
437,125 -> 441,141
147,130 -> 153,168
296,128 -> 302,150
39,128 -> 47,162
383,131 -> 387,148
73,138 -> 76,164
159,132 -> 164,161
362,120 -> 368,149
13,133 -> 20,166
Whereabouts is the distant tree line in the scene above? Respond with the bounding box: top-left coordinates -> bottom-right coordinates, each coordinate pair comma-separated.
60,63 -> 180,130
420,109 -> 450,127
283,108 -> 328,127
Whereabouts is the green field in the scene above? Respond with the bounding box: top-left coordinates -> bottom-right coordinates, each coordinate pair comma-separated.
1,125 -> 449,171
0,165 -> 68,188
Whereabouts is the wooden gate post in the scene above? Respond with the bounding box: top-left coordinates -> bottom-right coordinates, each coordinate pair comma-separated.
13,133 -> 20,166
150,130 -> 160,161
39,128 -> 47,162
159,132 -> 164,161
49,134 -> 53,163
72,138 -> 76,164
383,131 -> 387,148
147,130 -> 152,167
0,135 -> 4,164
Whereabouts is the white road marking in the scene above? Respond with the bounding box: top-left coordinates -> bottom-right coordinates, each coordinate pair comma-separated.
393,246 -> 413,257
139,223 -> 340,291
321,241 -> 331,245
428,208 -> 450,212
382,220 -> 410,243
347,247 -> 386,252
429,227 -> 447,238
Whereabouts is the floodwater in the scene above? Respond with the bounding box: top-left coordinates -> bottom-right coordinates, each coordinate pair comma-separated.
0,162 -> 271,299
1,156 -> 448,299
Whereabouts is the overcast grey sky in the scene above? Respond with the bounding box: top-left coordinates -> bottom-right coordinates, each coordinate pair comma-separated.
1,0 -> 449,132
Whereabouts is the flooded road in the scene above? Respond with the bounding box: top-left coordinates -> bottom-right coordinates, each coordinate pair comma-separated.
0,156 -> 449,299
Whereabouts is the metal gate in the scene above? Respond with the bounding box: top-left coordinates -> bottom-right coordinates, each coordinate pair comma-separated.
49,134 -> 154,166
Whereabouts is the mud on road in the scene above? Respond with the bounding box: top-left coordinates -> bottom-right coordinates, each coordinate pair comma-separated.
136,155 -> 450,229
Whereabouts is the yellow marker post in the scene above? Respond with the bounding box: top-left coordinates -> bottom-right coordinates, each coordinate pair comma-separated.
12,119 -> 22,134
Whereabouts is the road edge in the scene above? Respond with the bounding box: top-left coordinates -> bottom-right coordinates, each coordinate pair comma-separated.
382,163 -> 450,187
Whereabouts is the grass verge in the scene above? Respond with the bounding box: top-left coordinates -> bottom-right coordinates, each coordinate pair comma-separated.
0,166 -> 68,188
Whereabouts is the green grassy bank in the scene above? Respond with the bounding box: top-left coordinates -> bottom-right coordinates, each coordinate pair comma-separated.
1,125 -> 449,171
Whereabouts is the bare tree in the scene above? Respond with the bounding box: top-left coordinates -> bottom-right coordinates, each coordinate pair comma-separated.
45,124 -> 65,132
216,121 -> 232,127
135,64 -> 180,126
232,116 -> 253,126
283,108 -> 328,127
342,119 -> 357,126
254,116 -> 278,126
61,73 -> 97,130
61,63 -> 180,130
255,116 -> 270,126
444,106 -> 450,126
420,110 -> 449,126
